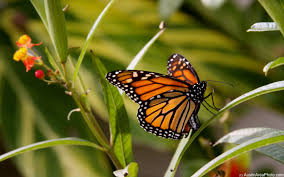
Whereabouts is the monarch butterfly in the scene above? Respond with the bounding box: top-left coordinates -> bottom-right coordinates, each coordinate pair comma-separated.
106,53 -> 207,139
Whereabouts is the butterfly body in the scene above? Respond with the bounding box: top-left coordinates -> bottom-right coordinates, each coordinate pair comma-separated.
106,54 -> 206,139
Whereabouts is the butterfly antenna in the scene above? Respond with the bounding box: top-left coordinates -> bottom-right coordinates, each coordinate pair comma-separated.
201,102 -> 216,115
205,80 -> 234,88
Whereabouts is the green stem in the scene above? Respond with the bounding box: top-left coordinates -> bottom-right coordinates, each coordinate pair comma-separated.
70,89 -> 122,169
62,62 -> 122,169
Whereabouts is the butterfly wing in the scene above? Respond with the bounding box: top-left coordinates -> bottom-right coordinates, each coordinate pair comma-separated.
106,70 -> 190,104
137,90 -> 197,139
167,53 -> 200,85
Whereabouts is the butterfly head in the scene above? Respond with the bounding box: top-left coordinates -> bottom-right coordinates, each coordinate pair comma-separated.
190,81 -> 207,104
200,81 -> 207,91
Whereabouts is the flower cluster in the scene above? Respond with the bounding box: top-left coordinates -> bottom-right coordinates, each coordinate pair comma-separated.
13,34 -> 45,79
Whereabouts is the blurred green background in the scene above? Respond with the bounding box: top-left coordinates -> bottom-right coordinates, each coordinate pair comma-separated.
0,0 -> 284,176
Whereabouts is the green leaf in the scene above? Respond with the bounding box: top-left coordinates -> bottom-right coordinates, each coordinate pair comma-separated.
0,57 -> 113,177
191,130 -> 284,177
72,0 -> 115,84
92,54 -> 133,167
158,0 -> 184,20
215,128 -> 284,164
164,81 -> 284,177
113,162 -> 138,177
247,22 -> 280,32
263,57 -> 284,76
164,130 -> 192,177
258,0 -> 284,37
44,0 -> 68,62
127,162 -> 139,177
0,137 -> 104,163
29,0 -> 48,29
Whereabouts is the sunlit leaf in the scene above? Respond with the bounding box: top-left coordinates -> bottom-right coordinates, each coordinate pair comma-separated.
0,137 -> 104,163
164,131 -> 192,177
92,54 -> 133,167
44,0 -> 68,62
215,128 -> 284,164
29,0 -> 48,29
113,162 -> 138,177
258,0 -> 284,37
263,57 -> 284,76
72,0 -> 115,84
247,22 -> 279,32
191,130 -> 284,177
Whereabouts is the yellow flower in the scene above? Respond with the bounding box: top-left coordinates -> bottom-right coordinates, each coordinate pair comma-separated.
13,47 -> 28,61
16,34 -> 42,48
17,35 -> 30,45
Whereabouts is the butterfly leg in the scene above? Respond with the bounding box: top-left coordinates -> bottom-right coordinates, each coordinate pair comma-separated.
204,89 -> 220,111
201,102 -> 217,115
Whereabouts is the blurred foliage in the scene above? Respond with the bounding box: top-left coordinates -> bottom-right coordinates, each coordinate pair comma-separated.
0,0 -> 284,176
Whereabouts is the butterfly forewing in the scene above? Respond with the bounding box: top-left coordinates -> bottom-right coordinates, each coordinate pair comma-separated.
167,53 -> 200,85
106,70 -> 190,104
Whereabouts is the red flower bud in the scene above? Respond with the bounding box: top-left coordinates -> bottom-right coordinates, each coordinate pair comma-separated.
35,69 -> 45,79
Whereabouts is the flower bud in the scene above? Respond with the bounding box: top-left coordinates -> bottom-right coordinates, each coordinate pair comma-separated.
35,69 -> 45,79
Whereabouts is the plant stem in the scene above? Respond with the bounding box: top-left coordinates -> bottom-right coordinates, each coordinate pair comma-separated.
70,89 -> 122,169
62,62 -> 122,169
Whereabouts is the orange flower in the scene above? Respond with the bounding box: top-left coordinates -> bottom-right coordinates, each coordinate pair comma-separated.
22,56 -> 41,72
13,47 -> 41,72
16,34 -> 42,48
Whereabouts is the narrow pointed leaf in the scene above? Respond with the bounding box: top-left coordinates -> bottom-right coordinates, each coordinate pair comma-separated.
72,0 -> 115,84
120,22 -> 166,94
92,54 -> 133,167
164,131 -> 192,177
0,138 -> 104,163
247,22 -> 279,32
191,130 -> 284,177
215,128 -> 284,164
113,162 -> 138,177
258,0 -> 284,37
263,57 -> 284,75
126,22 -> 166,70
44,0 -> 68,62
127,162 -> 139,177
29,0 -> 48,29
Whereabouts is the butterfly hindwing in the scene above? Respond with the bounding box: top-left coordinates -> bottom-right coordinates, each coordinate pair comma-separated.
106,70 -> 191,104
137,90 -> 197,139
167,53 -> 200,85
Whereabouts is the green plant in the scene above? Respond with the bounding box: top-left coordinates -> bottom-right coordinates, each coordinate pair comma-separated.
0,0 -> 284,177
